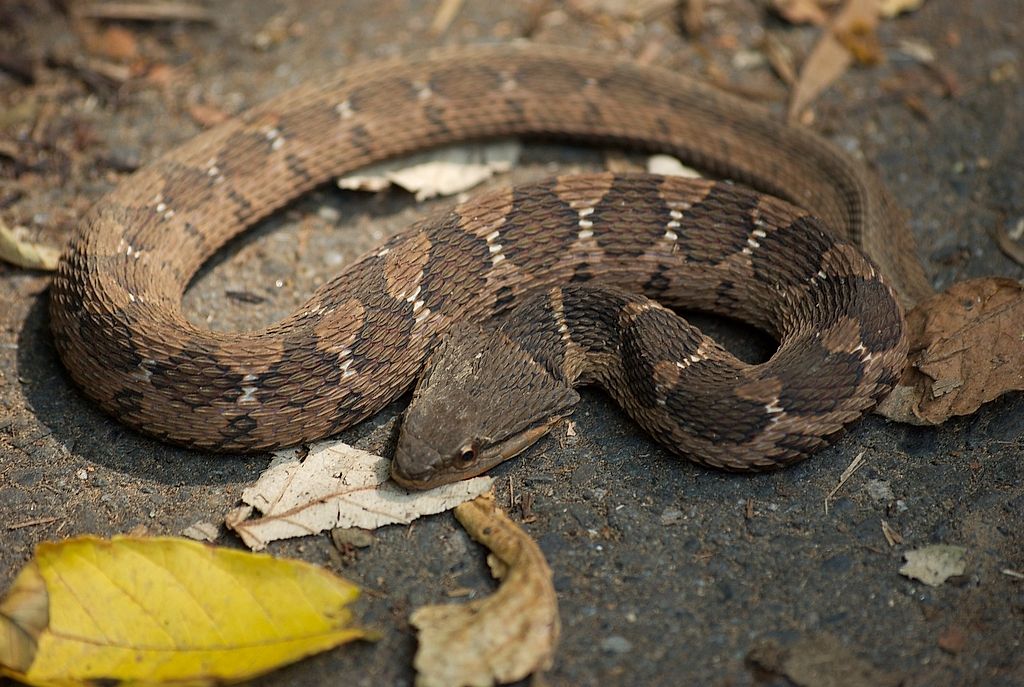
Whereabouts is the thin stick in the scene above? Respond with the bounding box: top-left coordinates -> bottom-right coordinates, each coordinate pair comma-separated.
430,0 -> 465,35
9,516 -> 60,530
824,451 -> 865,514
77,1 -> 214,23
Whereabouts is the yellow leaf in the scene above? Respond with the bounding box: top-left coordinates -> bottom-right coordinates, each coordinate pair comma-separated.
411,494 -> 560,687
0,536 -> 373,686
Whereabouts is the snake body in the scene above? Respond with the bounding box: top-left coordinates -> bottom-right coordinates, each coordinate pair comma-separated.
49,45 -> 921,466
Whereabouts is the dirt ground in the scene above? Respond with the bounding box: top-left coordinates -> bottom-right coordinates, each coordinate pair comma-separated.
1,1 -> 1022,685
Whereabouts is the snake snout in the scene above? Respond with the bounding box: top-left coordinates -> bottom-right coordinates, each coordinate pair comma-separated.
390,434 -> 445,490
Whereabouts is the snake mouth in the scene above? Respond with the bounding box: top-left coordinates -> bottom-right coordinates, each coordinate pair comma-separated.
390,416 -> 566,491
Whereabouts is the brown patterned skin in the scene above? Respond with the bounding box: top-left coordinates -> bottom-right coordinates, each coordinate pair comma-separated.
49,45 -> 919,470
391,177 -> 907,488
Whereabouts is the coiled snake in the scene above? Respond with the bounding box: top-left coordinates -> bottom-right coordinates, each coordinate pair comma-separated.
48,45 -> 923,487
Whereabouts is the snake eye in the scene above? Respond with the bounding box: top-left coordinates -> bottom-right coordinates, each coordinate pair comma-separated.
457,445 -> 477,467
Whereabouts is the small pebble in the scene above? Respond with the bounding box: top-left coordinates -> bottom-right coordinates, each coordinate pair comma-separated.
601,636 -> 633,654
318,205 -> 341,222
660,508 -> 684,526
331,527 -> 374,549
866,479 -> 895,506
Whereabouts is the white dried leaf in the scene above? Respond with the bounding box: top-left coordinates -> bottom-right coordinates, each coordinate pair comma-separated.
0,219 -> 60,270
647,154 -> 702,178
879,0 -> 925,17
181,521 -> 219,542
225,440 -> 493,550
338,140 -> 521,201
899,545 -> 967,586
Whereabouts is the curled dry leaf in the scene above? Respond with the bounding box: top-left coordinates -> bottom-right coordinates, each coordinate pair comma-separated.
899,545 -> 967,587
337,140 -> 521,201
0,536 -> 371,686
875,277 -> 1024,425
788,0 -> 880,121
225,440 -> 492,550
0,220 -> 60,271
411,494 -> 560,687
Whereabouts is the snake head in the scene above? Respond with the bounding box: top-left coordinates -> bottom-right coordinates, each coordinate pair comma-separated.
391,321 -> 579,490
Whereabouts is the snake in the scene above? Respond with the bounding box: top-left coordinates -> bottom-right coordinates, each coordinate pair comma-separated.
48,44 -> 924,488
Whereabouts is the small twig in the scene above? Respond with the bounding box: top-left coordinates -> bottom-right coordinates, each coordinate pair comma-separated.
429,0 -> 465,35
824,451 -> 866,514
76,1 -> 214,23
47,52 -> 132,93
762,33 -> 797,86
880,519 -> 903,546
1001,568 -> 1024,580
0,52 -> 38,84
9,515 -> 60,530
680,0 -> 705,36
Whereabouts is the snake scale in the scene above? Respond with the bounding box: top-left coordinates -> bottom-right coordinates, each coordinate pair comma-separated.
49,44 -> 924,486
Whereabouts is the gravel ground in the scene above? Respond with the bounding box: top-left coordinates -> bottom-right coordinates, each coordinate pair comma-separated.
1,1 -> 1022,686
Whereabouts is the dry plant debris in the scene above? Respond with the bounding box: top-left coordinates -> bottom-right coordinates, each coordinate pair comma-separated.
411,494 -> 560,687
899,545 -> 968,586
771,0 -> 834,26
337,141 -> 521,201
875,277 -> 1024,424
0,219 -> 60,270
0,536 -> 371,686
225,440 -> 493,550
788,0 -> 881,120
74,1 -> 215,23
824,451 -> 865,513
781,0 -> 931,119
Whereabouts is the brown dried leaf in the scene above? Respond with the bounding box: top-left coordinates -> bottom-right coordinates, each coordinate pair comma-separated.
771,0 -> 831,26
410,494 -> 559,687
95,26 -> 139,62
788,0 -> 880,121
875,277 -> 1024,425
187,103 -> 229,128
836,19 -> 884,65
